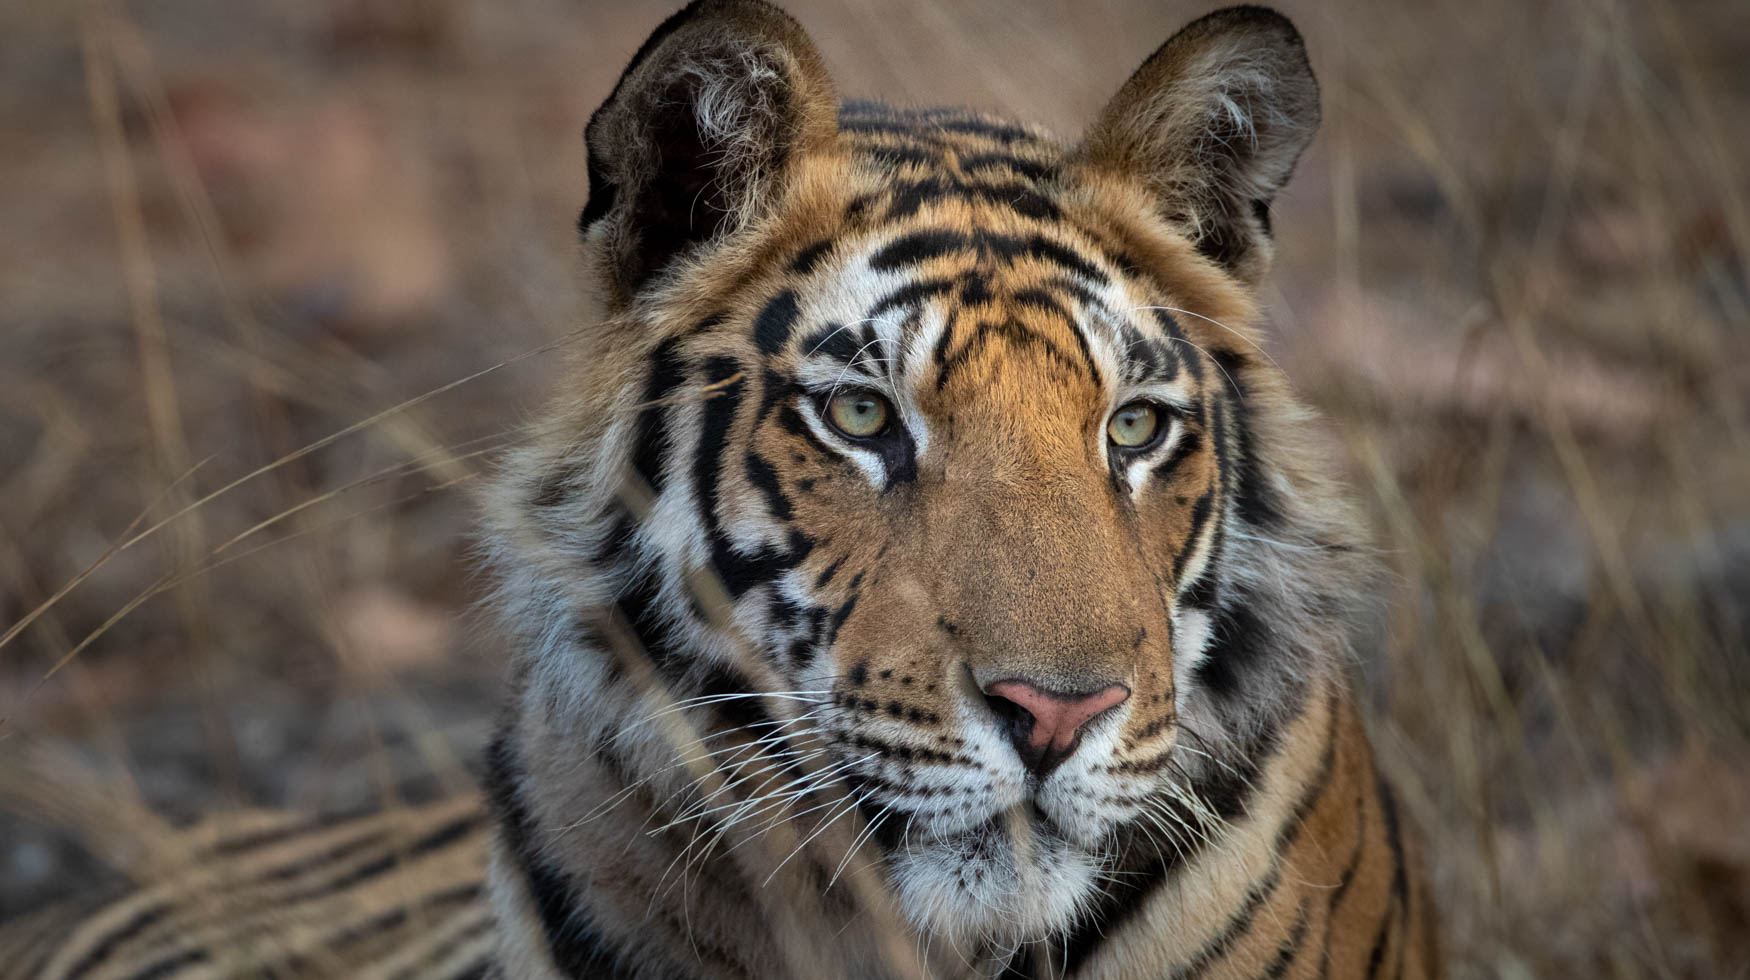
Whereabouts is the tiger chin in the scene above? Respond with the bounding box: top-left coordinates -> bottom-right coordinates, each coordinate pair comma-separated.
481,1 -> 1440,977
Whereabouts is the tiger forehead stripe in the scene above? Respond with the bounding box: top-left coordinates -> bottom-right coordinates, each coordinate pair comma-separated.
770,254 -> 1195,400
866,230 -> 1108,285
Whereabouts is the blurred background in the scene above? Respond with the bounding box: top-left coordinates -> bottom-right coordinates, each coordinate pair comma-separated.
1,0 -> 1746,975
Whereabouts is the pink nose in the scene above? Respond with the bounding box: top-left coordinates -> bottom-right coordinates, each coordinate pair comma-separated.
982,679 -> 1131,777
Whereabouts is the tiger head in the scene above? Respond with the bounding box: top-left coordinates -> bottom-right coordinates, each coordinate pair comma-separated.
488,0 -> 1370,951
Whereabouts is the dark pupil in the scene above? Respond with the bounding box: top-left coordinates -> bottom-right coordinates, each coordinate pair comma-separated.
852,400 -> 876,419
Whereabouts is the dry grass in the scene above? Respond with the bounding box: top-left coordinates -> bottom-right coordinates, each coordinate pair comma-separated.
1,0 -> 1746,976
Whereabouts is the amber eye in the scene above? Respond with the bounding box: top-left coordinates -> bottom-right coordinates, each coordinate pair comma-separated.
1107,402 -> 1162,449
826,391 -> 892,438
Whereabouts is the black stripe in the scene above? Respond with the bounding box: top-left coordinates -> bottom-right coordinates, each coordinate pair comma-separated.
873,229 -> 1103,283
860,143 -> 941,168
744,452 -> 793,521
1369,773 -> 1411,980
1012,288 -> 1102,389
629,338 -> 687,496
1210,349 -> 1283,528
1260,903 -> 1311,980
484,733 -> 625,978
880,177 -> 1061,221
693,358 -> 798,597
837,116 -> 923,136
695,366 -> 818,595
937,118 -> 1033,143
1176,724 -> 1332,980
1063,720 -> 1283,973
1154,429 -> 1201,482
1194,595 -> 1279,702
825,592 -> 859,646
1171,862 -> 1284,980
958,152 -> 1055,182
1364,898 -> 1397,979
1002,234 -> 1105,283
1172,490 -> 1214,584
801,323 -> 864,365
1151,308 -> 1203,382
777,403 -> 843,462
1065,687 -> 1331,976
870,277 -> 956,317
790,240 -> 832,275
1118,321 -> 1178,384
1378,774 -> 1409,913
614,564 -> 679,674
930,309 -> 959,371
957,273 -> 992,306
696,662 -> 772,730
868,230 -> 970,271
1209,386 -> 1233,500
936,318 -> 1087,391
755,368 -> 794,424
752,290 -> 800,357
1318,781 -> 1371,979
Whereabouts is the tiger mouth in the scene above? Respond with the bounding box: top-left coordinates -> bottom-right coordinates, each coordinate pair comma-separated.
853,791 -> 1082,857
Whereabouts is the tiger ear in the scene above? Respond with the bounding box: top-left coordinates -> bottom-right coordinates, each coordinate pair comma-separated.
580,0 -> 837,305
1077,6 -> 1319,285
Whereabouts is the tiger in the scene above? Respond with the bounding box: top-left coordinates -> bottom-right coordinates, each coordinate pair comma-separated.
479,1 -> 1438,978
2,1 -> 1440,977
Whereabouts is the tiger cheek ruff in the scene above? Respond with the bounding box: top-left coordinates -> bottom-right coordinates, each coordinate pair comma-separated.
480,1 -> 1442,978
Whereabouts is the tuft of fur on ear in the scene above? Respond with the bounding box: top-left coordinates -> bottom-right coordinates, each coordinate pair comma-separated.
1077,5 -> 1319,285
580,0 -> 836,305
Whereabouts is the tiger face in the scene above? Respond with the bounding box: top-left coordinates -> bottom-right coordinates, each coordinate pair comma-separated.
741,179 -> 1268,906
488,0 -> 1342,958
686,194 -> 1237,938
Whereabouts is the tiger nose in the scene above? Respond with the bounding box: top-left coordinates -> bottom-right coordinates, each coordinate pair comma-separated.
981,679 -> 1131,778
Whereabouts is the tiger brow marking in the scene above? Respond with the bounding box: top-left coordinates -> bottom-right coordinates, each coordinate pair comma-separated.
866,229 -> 1109,286
870,278 -> 957,318
753,290 -> 801,357
1130,305 -> 1283,378
956,151 -> 1056,182
803,317 -> 904,361
1010,286 -> 1104,390
934,316 -> 1089,391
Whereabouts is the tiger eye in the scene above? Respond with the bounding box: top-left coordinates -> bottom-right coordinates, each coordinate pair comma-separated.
827,391 -> 892,438
1107,402 -> 1162,449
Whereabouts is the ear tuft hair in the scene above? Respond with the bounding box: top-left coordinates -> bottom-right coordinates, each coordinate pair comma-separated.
1078,5 -> 1319,284
581,0 -> 836,305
